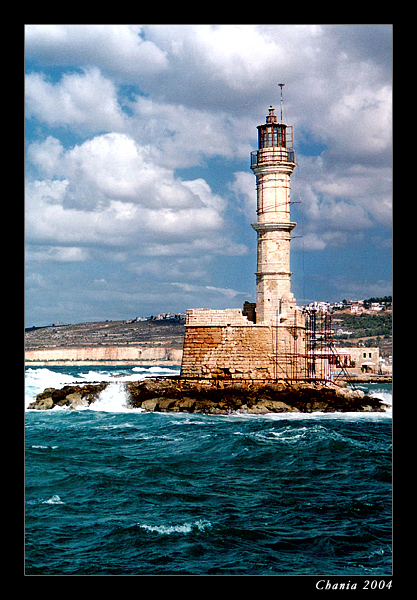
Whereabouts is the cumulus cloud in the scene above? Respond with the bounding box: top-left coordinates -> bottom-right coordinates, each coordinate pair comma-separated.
25,25 -> 168,78
25,133 -> 246,264
126,96 -> 253,168
26,25 -> 392,170
25,68 -> 127,132
28,133 -> 208,210
326,82 -> 392,163
24,25 -> 392,323
228,171 -> 257,221
142,25 -> 324,109
292,153 -> 392,251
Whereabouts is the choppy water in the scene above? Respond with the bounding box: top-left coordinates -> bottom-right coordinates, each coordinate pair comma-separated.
25,366 -> 392,575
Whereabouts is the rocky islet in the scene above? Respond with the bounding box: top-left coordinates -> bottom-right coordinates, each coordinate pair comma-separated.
28,377 -> 388,414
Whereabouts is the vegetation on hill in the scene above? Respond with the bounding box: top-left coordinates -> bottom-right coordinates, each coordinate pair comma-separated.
334,312 -> 392,338
25,297 -> 392,358
333,311 -> 392,356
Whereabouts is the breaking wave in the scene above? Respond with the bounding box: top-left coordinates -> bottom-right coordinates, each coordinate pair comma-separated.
25,365 -> 181,411
25,366 -> 391,420
25,373 -> 392,575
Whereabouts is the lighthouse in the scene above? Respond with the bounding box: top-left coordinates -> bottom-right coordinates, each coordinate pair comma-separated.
250,96 -> 297,325
180,89 -> 306,381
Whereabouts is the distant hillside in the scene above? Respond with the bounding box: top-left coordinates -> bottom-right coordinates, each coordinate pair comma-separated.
25,307 -> 392,363
25,319 -> 186,351
331,308 -> 392,357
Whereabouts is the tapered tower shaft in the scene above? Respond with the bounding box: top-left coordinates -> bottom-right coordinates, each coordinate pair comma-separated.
250,105 -> 297,324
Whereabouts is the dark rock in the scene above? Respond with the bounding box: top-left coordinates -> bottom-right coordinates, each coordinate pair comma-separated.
27,382 -> 109,410
35,396 -> 54,410
177,397 -> 196,412
140,398 -> 160,412
28,376 -> 388,414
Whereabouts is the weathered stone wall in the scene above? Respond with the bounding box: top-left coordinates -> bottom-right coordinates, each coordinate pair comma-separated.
185,308 -> 252,327
180,321 -> 307,380
181,325 -> 274,379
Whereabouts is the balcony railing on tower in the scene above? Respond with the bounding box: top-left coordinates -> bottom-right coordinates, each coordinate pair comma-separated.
251,148 -> 295,168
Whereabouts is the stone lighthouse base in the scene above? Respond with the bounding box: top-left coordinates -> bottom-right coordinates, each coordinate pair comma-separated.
180,307 -> 307,381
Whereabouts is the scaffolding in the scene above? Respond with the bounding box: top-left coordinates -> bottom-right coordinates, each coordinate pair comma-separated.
303,307 -> 356,387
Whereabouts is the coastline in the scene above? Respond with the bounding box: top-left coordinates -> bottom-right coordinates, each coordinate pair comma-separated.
25,361 -> 391,384
27,376 -> 390,413
25,360 -> 182,367
338,374 -> 392,384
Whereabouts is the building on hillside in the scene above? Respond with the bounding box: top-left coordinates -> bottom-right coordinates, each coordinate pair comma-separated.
344,347 -> 380,373
305,346 -> 380,375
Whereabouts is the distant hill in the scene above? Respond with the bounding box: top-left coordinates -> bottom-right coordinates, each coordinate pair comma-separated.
25,319 -> 186,351
331,308 -> 392,357
25,306 -> 392,363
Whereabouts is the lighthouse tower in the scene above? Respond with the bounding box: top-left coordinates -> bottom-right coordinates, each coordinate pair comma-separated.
180,89 -> 306,381
250,97 -> 297,325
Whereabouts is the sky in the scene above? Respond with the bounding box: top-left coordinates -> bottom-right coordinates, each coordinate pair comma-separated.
25,24 -> 392,327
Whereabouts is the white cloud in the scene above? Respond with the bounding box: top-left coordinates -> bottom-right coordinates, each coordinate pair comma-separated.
127,96 -> 253,168
299,233 -> 327,251
171,282 -> 247,299
175,25 -> 282,88
25,179 -> 131,247
326,83 -> 392,160
229,171 -> 257,221
143,25 -> 325,108
26,245 -> 90,262
294,155 -> 392,251
25,25 -> 168,78
25,68 -> 126,132
25,25 -> 392,322
27,133 -> 207,211
26,25 -> 392,170
27,136 -> 64,178
25,133 -> 247,261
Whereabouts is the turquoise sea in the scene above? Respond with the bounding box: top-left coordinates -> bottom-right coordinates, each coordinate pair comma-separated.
25,365 -> 392,577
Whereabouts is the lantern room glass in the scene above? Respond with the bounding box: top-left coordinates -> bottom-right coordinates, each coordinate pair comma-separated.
258,124 -> 287,149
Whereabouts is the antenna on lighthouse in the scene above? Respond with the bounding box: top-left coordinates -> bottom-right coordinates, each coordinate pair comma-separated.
278,83 -> 285,123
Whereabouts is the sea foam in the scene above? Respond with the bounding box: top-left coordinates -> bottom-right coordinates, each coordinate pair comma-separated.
25,366 -> 391,418
139,520 -> 212,535
89,382 -> 141,413
43,495 -> 64,505
25,365 -> 181,410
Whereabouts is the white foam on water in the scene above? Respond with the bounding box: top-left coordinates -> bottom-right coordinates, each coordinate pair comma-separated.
25,366 -> 391,419
233,384 -> 392,421
25,365 -> 181,410
25,368 -> 80,408
266,409 -> 391,421
369,390 -> 392,406
232,407 -> 392,422
89,382 -> 143,413
42,494 -> 64,505
139,519 -> 211,535
147,366 -> 180,375
31,445 -> 58,449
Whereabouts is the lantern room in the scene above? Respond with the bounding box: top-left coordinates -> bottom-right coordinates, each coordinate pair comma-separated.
257,106 -> 289,148
251,106 -> 295,167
